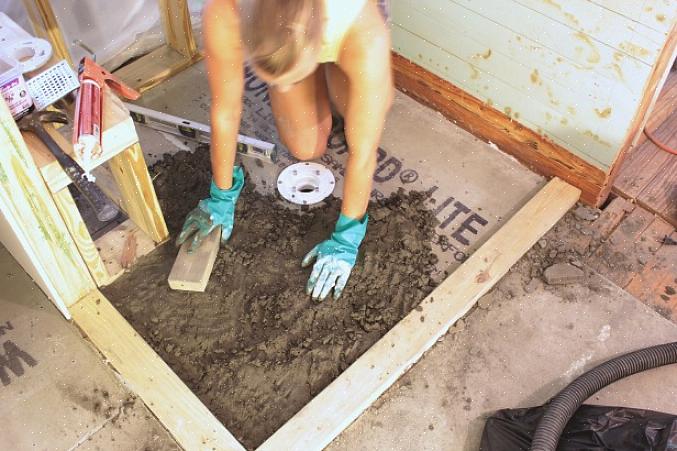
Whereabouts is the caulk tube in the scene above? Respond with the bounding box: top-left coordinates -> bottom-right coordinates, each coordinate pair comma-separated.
73,78 -> 103,169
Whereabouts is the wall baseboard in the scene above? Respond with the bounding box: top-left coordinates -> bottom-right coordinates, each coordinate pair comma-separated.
392,52 -> 607,206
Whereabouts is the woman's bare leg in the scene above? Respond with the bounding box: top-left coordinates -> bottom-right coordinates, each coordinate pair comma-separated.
269,68 -> 333,160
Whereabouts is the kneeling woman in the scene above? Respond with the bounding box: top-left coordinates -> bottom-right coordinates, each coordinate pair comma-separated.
178,0 -> 393,300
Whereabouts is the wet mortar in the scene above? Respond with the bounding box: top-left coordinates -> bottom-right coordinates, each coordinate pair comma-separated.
102,147 -> 441,449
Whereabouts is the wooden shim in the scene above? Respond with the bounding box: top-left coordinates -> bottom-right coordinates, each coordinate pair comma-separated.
108,143 -> 169,244
52,188 -> 110,286
95,219 -> 157,285
391,52 -> 605,206
114,44 -> 203,94
159,0 -> 199,58
257,177 -> 580,451
71,291 -> 246,451
168,226 -> 221,292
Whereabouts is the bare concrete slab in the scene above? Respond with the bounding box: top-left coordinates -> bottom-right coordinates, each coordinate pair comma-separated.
327,271 -> 677,451
131,61 -> 543,271
0,244 -> 179,451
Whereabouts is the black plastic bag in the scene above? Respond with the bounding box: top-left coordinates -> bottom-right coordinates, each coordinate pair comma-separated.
480,404 -> 677,450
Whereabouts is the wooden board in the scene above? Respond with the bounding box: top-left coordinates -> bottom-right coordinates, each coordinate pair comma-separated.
258,178 -> 580,451
637,70 -> 677,148
168,226 -> 221,292
52,188 -> 110,286
70,291 -> 246,451
392,53 -> 605,205
24,88 -> 138,194
159,0 -> 199,58
613,137 -> 672,200
601,23 -> 677,200
114,44 -> 203,94
587,207 -> 656,287
0,99 -> 94,317
637,157 -> 677,227
95,219 -> 158,286
626,229 -> 677,322
108,143 -> 169,244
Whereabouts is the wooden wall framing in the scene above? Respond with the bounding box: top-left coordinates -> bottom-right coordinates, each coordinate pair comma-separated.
21,0 -> 202,93
65,178 -> 579,450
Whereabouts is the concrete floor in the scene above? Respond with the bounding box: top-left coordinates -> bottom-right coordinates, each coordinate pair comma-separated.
0,244 -> 179,451
327,271 -> 677,451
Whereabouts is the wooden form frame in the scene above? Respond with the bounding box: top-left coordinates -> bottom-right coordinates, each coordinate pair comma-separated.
66,178 -> 579,450
20,88 -> 169,288
0,99 -> 93,318
21,0 -> 202,93
392,23 -> 677,207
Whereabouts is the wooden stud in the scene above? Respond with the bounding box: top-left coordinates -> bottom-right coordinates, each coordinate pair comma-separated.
159,0 -> 199,58
258,178 -> 580,451
168,226 -> 221,292
113,45 -> 203,94
0,99 -> 94,317
52,187 -> 110,286
392,52 -> 606,206
108,143 -> 169,244
70,291 -> 246,451
21,0 -> 73,66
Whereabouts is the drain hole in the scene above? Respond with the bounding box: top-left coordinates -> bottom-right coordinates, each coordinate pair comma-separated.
298,184 -> 316,193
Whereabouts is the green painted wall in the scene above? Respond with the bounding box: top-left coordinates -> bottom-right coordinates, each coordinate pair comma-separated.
391,0 -> 675,171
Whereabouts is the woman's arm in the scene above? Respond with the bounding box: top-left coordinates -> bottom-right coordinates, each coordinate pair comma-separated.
203,0 -> 245,189
338,1 -> 394,219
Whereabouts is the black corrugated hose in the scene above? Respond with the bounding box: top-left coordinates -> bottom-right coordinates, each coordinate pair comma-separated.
530,341 -> 677,451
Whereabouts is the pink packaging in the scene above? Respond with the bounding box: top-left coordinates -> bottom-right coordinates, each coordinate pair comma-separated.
0,55 -> 32,119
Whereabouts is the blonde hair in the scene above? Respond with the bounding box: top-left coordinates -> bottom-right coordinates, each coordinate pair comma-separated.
239,0 -> 324,79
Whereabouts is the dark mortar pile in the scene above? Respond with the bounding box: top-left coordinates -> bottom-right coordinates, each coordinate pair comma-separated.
103,147 -> 441,449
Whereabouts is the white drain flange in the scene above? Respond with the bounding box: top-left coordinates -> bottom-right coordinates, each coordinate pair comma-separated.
277,162 -> 335,205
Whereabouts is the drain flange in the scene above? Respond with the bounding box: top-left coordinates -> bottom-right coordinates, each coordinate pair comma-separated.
276,162 -> 335,205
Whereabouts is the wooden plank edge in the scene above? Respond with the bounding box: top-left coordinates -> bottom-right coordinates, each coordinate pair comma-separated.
257,178 -> 581,451
168,226 -> 221,292
114,44 -> 204,94
71,290 -> 246,451
601,22 -> 677,203
391,52 -> 605,206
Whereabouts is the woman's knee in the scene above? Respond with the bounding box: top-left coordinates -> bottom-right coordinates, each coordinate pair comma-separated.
281,117 -> 332,161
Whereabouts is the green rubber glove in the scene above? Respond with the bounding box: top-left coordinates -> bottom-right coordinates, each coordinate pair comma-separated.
176,166 -> 244,253
302,213 -> 368,301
